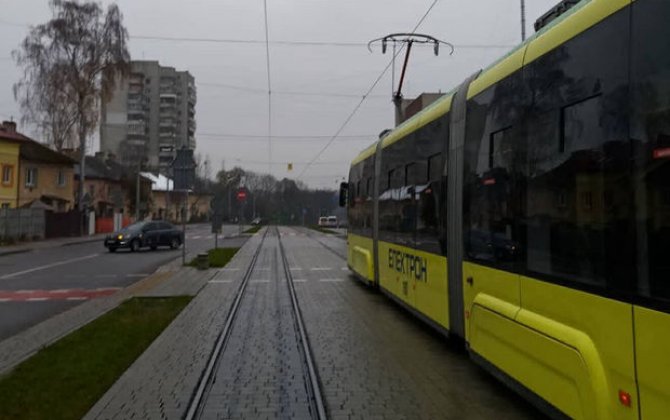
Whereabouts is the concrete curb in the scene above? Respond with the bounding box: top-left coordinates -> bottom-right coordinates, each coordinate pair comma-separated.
0,236 -> 106,257
60,237 -> 105,247
0,249 -> 31,257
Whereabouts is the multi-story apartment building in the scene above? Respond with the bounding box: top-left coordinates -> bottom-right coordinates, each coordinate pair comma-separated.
100,60 -> 196,173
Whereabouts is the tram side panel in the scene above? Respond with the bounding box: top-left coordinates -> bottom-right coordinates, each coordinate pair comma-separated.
376,111 -> 452,332
347,159 -> 376,283
463,2 -> 638,419
629,0 -> 670,417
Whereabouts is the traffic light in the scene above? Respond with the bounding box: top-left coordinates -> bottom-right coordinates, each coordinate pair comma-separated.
288,163 -> 293,171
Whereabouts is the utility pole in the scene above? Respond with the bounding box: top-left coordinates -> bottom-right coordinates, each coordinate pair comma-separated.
182,190 -> 187,265
135,162 -> 141,222
78,130 -> 86,235
520,0 -> 527,41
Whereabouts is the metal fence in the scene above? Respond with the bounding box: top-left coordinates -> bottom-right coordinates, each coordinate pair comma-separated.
0,208 -> 46,241
45,210 -> 82,238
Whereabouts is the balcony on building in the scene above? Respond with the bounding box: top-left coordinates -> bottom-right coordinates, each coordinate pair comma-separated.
159,118 -> 177,129
125,137 -> 147,147
127,94 -> 148,108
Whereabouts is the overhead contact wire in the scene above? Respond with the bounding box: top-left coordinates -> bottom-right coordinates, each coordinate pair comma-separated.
297,0 -> 440,180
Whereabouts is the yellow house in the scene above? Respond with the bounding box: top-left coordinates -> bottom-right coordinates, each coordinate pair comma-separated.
0,121 -> 76,211
0,125 -> 21,209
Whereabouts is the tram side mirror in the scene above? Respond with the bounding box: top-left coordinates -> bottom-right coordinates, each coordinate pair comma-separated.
339,182 -> 348,207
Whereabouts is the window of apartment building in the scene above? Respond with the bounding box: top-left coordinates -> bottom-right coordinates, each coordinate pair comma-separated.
25,167 -> 37,188
56,170 -> 66,187
2,165 -> 13,186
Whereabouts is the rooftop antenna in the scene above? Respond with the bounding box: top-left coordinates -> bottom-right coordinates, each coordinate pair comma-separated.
368,33 -> 454,123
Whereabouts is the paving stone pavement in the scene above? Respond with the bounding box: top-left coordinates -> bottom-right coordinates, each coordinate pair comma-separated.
277,226 -> 546,420
84,232 -> 264,420
199,231 -> 313,420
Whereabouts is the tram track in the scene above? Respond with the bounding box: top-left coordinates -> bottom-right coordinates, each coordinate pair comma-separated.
290,226 -> 347,261
277,226 -> 327,420
184,226 -> 327,420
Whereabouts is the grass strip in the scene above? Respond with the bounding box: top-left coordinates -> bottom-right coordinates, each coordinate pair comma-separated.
187,247 -> 240,268
244,225 -> 262,234
308,225 -> 337,234
0,296 -> 192,420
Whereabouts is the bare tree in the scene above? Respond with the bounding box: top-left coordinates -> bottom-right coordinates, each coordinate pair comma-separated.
13,0 -> 130,210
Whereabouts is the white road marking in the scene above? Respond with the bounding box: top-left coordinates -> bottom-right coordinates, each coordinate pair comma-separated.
51,289 -> 72,293
0,298 -> 10,302
310,268 -> 331,271
250,279 -> 270,283
67,297 -> 87,301
209,279 -> 233,284
319,278 -> 345,282
27,297 -> 49,302
0,254 -> 100,280
341,267 -> 349,271
292,279 -> 307,283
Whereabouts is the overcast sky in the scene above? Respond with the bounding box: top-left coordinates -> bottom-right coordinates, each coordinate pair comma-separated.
0,0 -> 559,189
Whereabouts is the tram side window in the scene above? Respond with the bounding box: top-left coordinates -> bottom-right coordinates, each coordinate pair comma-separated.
525,94 -> 633,290
416,153 -> 441,253
464,121 -> 524,272
379,168 -> 399,240
347,167 -> 361,233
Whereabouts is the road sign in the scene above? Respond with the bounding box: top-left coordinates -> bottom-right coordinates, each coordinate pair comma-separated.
211,193 -> 224,234
172,148 -> 196,191
236,188 -> 247,202
211,214 -> 222,233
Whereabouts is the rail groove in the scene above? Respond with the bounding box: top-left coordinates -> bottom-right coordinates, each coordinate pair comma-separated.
184,227 -> 269,420
185,226 -> 327,419
277,226 -> 328,420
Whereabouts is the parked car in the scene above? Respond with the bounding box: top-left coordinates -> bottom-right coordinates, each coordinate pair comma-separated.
251,217 -> 265,225
318,216 -> 328,226
104,221 -> 183,252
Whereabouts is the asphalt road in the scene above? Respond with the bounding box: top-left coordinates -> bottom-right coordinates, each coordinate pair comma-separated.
0,223 -> 246,341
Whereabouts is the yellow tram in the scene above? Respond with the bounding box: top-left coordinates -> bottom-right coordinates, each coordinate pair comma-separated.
343,0 -> 670,418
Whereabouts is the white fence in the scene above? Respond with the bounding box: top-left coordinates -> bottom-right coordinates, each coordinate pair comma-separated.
0,208 -> 45,241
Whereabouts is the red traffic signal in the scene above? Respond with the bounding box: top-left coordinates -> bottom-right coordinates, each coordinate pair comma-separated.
236,188 -> 247,202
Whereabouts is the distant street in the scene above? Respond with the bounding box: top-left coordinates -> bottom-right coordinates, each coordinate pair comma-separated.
0,223 -> 245,341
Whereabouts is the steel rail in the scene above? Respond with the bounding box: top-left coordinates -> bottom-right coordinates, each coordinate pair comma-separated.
184,227 -> 270,420
276,226 -> 328,420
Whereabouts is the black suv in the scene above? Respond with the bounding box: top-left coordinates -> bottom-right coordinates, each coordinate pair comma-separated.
104,221 -> 183,252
